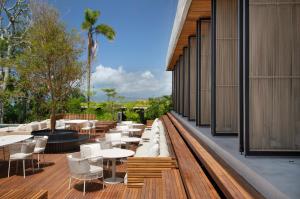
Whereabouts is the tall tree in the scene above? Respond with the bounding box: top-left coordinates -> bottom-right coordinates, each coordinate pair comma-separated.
17,2 -> 83,133
81,8 -> 115,107
0,0 -> 30,123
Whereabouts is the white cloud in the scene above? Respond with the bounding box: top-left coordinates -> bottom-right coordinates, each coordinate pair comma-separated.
90,65 -> 171,101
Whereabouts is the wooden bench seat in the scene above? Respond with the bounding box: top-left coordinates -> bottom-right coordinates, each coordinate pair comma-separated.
127,157 -> 177,188
0,189 -> 48,199
162,115 -> 220,199
167,113 -> 256,199
162,169 -> 187,199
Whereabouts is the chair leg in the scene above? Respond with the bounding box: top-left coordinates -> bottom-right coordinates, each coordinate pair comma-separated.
16,160 -> 19,174
83,180 -> 86,196
37,153 -> 40,168
102,177 -> 104,189
31,158 -> 35,173
68,177 -> 72,189
8,159 -> 11,177
23,160 -> 25,179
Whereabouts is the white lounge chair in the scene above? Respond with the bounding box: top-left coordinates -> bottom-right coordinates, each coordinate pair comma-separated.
67,152 -> 104,195
81,122 -> 93,138
33,136 -> 48,168
8,140 -> 36,178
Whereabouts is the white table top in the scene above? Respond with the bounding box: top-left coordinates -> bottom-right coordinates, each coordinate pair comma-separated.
128,128 -> 142,132
132,123 -> 144,126
0,135 -> 33,147
121,137 -> 141,143
100,148 -> 135,159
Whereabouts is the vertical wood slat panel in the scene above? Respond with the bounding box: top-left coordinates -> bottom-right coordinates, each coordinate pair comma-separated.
179,56 -> 184,115
216,0 -> 239,133
189,37 -> 197,120
175,63 -> 177,112
177,62 -> 180,113
184,48 -> 190,117
172,70 -> 175,111
249,0 -> 300,150
200,20 -> 211,125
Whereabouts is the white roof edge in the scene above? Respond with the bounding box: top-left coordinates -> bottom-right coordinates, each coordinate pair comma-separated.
165,0 -> 192,70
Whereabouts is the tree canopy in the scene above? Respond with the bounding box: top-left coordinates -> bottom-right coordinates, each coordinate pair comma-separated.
16,2 -> 83,131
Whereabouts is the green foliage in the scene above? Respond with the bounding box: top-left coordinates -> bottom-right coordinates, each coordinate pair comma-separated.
66,97 -> 85,114
95,24 -> 116,40
125,110 -> 140,123
145,96 -> 172,120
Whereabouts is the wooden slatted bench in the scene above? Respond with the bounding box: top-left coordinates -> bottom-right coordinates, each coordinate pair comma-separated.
162,169 -> 187,199
127,157 -> 177,188
162,115 -> 220,199
167,113 -> 258,199
0,189 -> 48,199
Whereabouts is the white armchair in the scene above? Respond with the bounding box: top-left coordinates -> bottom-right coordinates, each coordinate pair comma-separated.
33,136 -> 48,168
105,133 -> 124,148
67,152 -> 104,195
81,122 -> 93,138
8,140 -> 36,178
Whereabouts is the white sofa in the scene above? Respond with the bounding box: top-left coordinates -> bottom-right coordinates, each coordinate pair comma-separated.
135,119 -> 170,157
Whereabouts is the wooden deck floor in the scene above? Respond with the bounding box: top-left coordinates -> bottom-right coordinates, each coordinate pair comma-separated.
0,148 -> 140,198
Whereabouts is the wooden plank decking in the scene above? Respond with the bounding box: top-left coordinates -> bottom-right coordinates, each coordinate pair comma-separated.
0,150 -> 131,198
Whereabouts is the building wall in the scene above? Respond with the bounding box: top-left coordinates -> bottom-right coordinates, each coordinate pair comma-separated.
248,0 -> 300,151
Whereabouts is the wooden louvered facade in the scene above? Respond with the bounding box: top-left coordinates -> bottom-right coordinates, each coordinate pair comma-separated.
168,0 -> 300,155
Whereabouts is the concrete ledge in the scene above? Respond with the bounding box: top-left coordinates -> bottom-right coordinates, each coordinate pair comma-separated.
171,111 -> 288,199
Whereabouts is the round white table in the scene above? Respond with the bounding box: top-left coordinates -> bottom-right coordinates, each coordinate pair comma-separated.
121,137 -> 141,148
0,135 -> 33,160
132,123 -> 144,127
128,128 -> 142,136
0,135 -> 33,147
101,148 -> 135,184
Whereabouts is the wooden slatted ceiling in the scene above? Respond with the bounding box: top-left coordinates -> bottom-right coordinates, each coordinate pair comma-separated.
168,0 -> 211,71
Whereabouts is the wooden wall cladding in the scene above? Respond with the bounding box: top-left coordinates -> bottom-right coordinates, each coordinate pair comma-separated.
248,0 -> 300,150
189,37 -> 197,120
200,20 -> 211,125
215,0 -> 239,133
183,47 -> 190,117
179,56 -> 184,115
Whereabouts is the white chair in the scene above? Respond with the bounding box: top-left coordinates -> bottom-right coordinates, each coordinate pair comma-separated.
116,125 -> 131,137
33,136 -> 48,168
80,143 -> 102,162
95,137 -> 112,149
8,140 -> 36,178
105,133 -> 123,148
81,122 -> 93,138
67,152 -> 104,195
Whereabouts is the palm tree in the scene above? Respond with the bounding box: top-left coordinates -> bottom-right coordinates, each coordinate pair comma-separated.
82,9 -> 115,107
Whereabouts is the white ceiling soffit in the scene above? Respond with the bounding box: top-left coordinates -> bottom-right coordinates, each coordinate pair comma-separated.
165,0 -> 192,71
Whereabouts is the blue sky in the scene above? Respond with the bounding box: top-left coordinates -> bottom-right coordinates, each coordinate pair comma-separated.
48,0 -> 178,101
